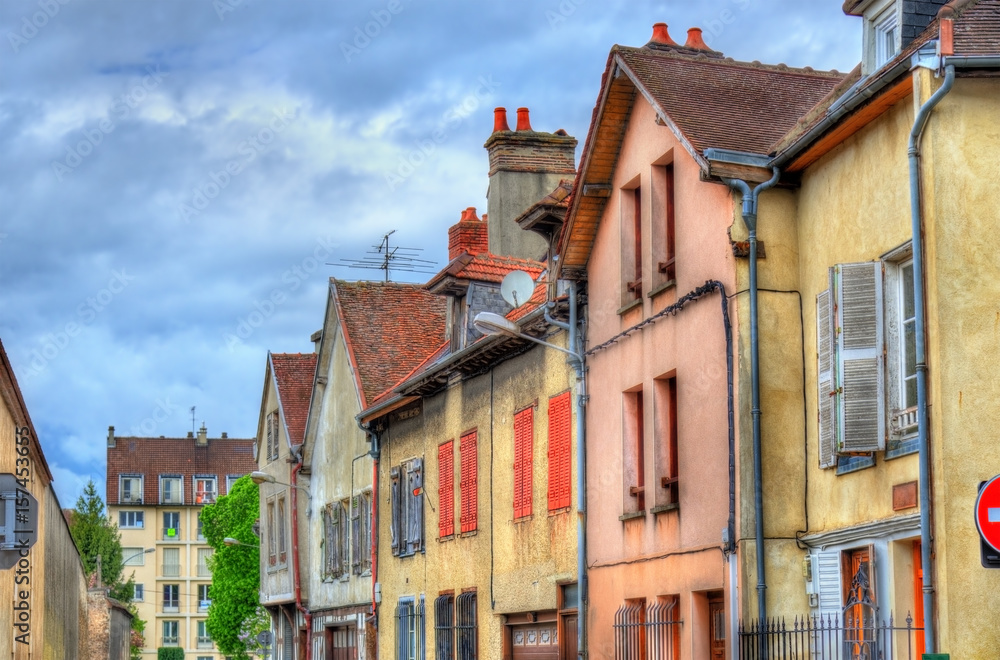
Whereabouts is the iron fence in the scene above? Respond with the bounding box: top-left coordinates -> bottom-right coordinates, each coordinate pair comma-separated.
738,613 -> 922,660
613,601 -> 682,660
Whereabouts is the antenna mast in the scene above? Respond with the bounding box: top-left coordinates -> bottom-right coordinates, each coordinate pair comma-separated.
328,230 -> 437,282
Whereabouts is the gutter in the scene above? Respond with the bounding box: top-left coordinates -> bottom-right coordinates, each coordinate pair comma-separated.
290,460 -> 312,660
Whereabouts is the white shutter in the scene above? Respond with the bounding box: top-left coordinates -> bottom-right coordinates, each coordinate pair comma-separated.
817,287 -> 837,469
834,262 -> 885,453
265,412 -> 273,461
390,467 -> 401,556
814,551 -> 842,622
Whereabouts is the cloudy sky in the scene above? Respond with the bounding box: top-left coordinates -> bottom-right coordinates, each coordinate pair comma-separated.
0,0 -> 861,507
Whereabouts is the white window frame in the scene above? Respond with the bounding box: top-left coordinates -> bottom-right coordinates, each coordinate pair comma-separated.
883,245 -> 919,458
195,475 -> 217,505
197,620 -> 212,647
266,498 -> 277,568
226,474 -> 240,494
133,583 -> 144,602
119,510 -> 144,529
163,584 -> 180,612
162,620 -> 179,646
862,0 -> 900,74
120,475 -> 143,504
163,511 -> 181,540
123,547 -> 146,566
160,475 -> 183,505
198,584 -> 211,611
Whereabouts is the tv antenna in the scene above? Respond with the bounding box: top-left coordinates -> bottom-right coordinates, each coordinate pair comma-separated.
190,407 -> 196,434
328,230 -> 438,282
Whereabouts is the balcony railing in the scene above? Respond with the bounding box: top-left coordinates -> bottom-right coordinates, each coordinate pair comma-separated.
162,527 -> 181,540
197,564 -> 212,577
162,636 -> 179,646
738,613 -> 922,660
162,563 -> 181,577
197,635 -> 213,648
163,600 -> 180,613
120,493 -> 143,504
198,599 -> 211,612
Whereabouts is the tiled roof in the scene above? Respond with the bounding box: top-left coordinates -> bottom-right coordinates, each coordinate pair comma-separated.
425,253 -> 545,293
270,352 -> 316,447
946,0 -> 1000,55
106,435 -> 257,505
334,280 -> 447,407
368,340 -> 451,409
506,283 -> 548,322
615,46 -> 845,155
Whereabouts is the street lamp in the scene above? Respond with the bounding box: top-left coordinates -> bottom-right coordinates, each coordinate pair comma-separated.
223,537 -> 259,548
122,547 -> 156,564
250,471 -> 310,493
473,312 -> 582,360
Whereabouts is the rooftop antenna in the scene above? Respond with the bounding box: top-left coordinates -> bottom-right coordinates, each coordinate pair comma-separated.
190,407 -> 196,434
328,230 -> 438,282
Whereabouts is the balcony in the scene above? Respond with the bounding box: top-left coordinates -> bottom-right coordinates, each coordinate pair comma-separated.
198,599 -> 211,612
120,493 -> 143,504
162,563 -> 181,578
738,613 -> 923,660
163,600 -> 179,613
162,527 -> 181,541
162,636 -> 179,647
197,635 -> 213,649
195,491 -> 216,505
197,564 -> 211,578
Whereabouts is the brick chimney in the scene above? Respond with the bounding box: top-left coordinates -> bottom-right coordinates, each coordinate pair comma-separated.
107,425 -> 115,448
196,423 -> 208,447
448,207 -> 489,259
484,107 -> 576,260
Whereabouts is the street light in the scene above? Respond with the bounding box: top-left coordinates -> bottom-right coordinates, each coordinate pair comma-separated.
223,537 -> 259,548
473,312 -> 581,360
250,471 -> 309,493
122,547 -> 156,564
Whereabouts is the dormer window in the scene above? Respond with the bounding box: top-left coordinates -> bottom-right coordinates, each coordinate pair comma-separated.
862,0 -> 901,74
120,475 -> 143,504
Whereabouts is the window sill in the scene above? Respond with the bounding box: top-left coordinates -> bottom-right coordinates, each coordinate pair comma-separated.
647,279 -> 676,299
460,529 -> 478,538
617,299 -> 642,316
513,514 -> 533,524
835,454 -> 875,475
438,534 -> 454,543
650,503 -> 679,515
548,506 -> 571,517
619,511 -> 645,522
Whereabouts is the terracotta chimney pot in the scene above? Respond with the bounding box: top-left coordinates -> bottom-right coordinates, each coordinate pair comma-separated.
685,27 -> 711,50
460,207 -> 479,222
515,107 -> 532,132
650,23 -> 678,46
493,107 -> 510,133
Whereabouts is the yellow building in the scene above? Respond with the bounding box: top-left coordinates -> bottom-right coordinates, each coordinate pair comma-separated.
106,425 -> 256,659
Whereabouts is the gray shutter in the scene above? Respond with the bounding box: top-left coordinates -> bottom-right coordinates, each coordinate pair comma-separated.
323,505 -> 333,577
266,412 -> 273,461
331,503 -> 342,577
834,262 -> 885,453
390,467 -> 401,556
351,496 -> 361,574
817,287 -> 837,469
406,458 -> 424,554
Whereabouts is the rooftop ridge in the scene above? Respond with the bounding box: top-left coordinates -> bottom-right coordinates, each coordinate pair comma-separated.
615,43 -> 845,78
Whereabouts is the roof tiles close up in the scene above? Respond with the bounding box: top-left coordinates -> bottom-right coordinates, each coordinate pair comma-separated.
270,352 -> 317,447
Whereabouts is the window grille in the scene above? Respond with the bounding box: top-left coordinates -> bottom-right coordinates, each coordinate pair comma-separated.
396,596 -> 425,660
434,594 -> 454,660
456,592 -> 477,660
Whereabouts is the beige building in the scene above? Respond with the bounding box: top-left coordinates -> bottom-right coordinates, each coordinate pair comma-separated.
106,425 -> 256,659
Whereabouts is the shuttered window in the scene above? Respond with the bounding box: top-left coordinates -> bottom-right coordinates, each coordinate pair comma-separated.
513,408 -> 533,519
392,458 -> 425,557
265,412 -> 273,462
324,503 -> 339,577
352,491 -> 372,575
460,431 -> 478,533
548,392 -> 572,511
439,441 -> 455,538
817,288 -> 837,469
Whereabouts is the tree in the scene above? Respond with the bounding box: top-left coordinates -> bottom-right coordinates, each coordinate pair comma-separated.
201,475 -> 266,658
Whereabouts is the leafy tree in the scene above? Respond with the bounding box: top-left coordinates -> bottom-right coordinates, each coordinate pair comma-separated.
157,648 -> 184,660
201,475 -> 265,658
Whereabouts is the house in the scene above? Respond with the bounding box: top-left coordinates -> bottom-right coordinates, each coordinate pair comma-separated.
554,22 -> 845,660
0,338 -> 90,659
106,424 -> 256,659
358,109 -> 584,660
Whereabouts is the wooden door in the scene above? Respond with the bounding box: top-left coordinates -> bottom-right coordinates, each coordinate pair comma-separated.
561,615 -> 577,660
708,592 -> 725,660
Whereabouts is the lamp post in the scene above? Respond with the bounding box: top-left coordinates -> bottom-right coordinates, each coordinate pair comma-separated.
122,547 -> 156,564
223,537 -> 259,548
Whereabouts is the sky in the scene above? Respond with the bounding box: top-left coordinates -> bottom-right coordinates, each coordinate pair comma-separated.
0,0 -> 862,508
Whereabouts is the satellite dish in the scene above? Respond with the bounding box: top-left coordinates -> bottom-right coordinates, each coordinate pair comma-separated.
500,270 -> 535,308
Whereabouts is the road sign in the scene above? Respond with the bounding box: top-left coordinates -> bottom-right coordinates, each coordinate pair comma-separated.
975,476 -> 1000,557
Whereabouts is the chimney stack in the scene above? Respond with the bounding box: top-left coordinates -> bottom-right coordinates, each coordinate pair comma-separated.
196,423 -> 208,446
493,107 -> 511,133
685,27 -> 712,51
448,207 -> 489,259
484,107 -> 577,260
649,23 -> 678,46
107,426 -> 115,448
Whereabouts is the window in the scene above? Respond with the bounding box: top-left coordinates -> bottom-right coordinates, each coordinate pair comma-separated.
133,584 -> 144,602
512,407 -> 534,520
226,474 -> 240,494
266,410 -> 281,461
162,620 -> 179,646
276,496 -> 288,564
456,592 -> 477,660
396,596 -> 425,660
323,501 -> 343,578
162,547 -> 180,577
119,510 -> 144,529
434,594 -> 454,660
873,4 -> 898,69
266,498 -> 277,565
195,476 -> 217,504
622,388 -> 645,514
123,547 -> 145,566
163,584 -> 180,612
886,255 -> 918,458
653,376 -> 679,510
198,584 -> 211,611
621,180 -> 643,303
197,515 -> 205,540
120,475 -> 143,504
197,548 -> 213,577
163,511 -> 181,540
438,441 -> 455,538
160,475 -> 182,504
460,431 -> 478,533
352,490 -> 372,575
547,392 -> 572,512
613,598 -> 646,660
197,620 -> 212,647
337,499 -> 350,576
391,458 -> 424,557
652,158 -> 676,288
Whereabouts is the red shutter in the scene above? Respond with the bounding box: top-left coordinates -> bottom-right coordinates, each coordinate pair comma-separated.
548,392 -> 572,511
438,441 -> 454,538
514,407 -> 534,519
460,430 -> 478,533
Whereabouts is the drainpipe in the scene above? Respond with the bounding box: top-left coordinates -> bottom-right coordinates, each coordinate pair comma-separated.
360,420 -> 382,622
719,165 -> 780,625
545,281 -> 587,658
290,459 -> 313,660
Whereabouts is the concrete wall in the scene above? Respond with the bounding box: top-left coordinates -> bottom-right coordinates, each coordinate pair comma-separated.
43,487 -> 89,660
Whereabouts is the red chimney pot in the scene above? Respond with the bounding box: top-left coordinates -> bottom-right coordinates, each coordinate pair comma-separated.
516,107 -> 532,132
685,27 -> 711,51
493,107 -> 510,133
460,207 -> 479,222
650,23 -> 678,46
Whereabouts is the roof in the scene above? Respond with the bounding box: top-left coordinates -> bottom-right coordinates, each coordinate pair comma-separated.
947,0 -> 1000,54
424,252 -> 545,296
333,280 -> 447,407
106,435 -> 257,505
270,352 -> 317,447
0,338 -> 53,484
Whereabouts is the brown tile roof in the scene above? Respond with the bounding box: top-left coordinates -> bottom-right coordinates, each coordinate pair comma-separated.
424,253 -> 545,294
333,280 -> 447,407
270,352 -> 316,447
947,0 -> 1000,55
106,435 -> 257,505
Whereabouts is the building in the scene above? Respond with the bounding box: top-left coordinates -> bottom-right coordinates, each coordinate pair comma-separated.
0,338 -> 90,659
106,425 -> 256,659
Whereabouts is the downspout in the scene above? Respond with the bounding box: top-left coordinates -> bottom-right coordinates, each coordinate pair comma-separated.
545,281 -> 587,658
359,420 -> 382,624
290,458 -> 313,660
720,166 -> 780,625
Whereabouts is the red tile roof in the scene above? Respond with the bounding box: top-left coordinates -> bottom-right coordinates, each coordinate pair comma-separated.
944,0 -> 1000,55
424,253 -> 545,293
270,352 -> 317,447
333,280 -> 447,407
106,435 -> 257,505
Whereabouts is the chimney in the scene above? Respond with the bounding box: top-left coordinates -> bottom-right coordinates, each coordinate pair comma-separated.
484,107 -> 577,260
448,207 -> 489,259
107,425 -> 115,448
493,107 -> 510,133
221,431 -> 228,439
685,27 -> 712,51
196,423 -> 208,446
649,23 -> 678,46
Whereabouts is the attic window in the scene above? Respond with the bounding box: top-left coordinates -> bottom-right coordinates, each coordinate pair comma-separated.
874,6 -> 899,68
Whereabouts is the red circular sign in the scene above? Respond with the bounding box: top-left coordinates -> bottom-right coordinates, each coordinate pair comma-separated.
976,475 -> 1000,552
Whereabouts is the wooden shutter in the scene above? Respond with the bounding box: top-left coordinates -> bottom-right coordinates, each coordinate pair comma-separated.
390,466 -> 401,556
548,392 -> 572,511
438,441 -> 455,537
406,458 -> 424,553
834,262 -> 885,453
817,287 -> 837,469
323,504 -> 334,577
265,412 -> 273,461
460,431 -> 478,533
330,503 -> 342,577
514,408 -> 534,519
351,496 -> 361,574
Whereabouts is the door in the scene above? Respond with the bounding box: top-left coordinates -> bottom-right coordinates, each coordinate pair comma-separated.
561,615 -> 577,660
708,592 -> 725,660
912,541 -> 925,657
326,625 -> 357,660
511,623 -> 559,660
843,547 -> 876,657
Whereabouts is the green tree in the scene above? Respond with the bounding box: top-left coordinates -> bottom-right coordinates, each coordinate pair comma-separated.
201,475 -> 265,658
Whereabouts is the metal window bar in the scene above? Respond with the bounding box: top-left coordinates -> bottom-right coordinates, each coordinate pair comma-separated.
435,595 -> 454,660
613,602 -> 646,660
646,600 -> 682,660
738,612 -> 920,660
396,598 -> 425,660
456,592 -> 477,660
